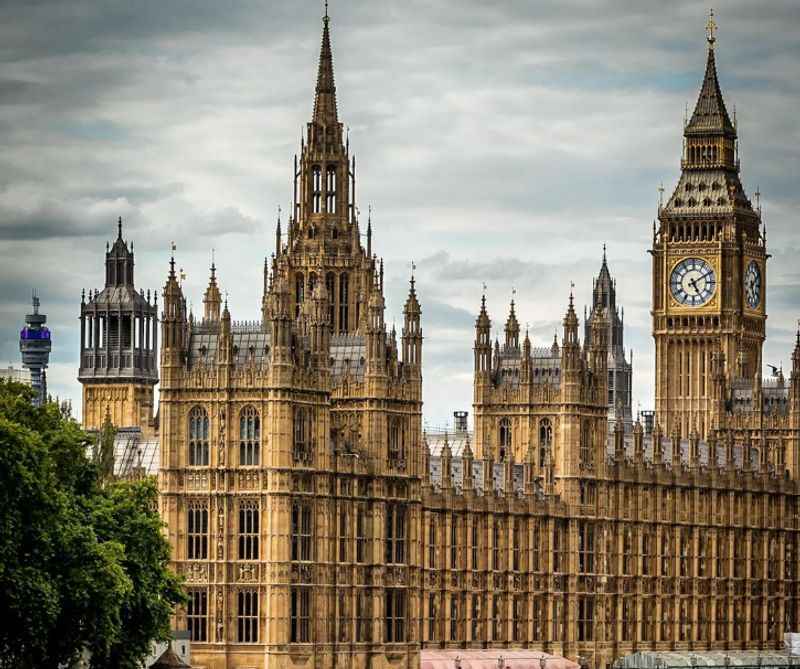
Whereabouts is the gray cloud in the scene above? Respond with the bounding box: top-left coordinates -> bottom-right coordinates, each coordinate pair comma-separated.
0,0 -> 798,427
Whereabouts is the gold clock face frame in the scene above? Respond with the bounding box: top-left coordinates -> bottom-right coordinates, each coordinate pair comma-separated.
669,257 -> 717,308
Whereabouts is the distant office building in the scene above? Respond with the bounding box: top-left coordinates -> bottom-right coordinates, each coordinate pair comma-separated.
0,364 -> 32,386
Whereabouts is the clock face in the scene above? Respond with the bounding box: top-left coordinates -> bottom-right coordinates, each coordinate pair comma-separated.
744,260 -> 761,309
670,258 -> 716,307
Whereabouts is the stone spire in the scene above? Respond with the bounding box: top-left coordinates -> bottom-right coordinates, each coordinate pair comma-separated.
504,297 -> 520,350
312,8 -> 338,126
686,11 -> 735,139
203,256 -> 222,323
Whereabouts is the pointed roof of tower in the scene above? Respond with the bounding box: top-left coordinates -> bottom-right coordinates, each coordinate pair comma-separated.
685,20 -> 735,138
476,293 -> 490,330
312,8 -> 338,126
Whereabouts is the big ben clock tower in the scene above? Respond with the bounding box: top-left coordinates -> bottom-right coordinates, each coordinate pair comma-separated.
652,12 -> 766,439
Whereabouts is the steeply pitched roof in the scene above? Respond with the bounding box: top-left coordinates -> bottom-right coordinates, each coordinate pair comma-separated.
685,47 -> 735,137
312,13 -> 338,125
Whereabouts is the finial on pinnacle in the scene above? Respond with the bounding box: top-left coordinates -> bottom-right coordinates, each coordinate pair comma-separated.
602,243 -> 607,264
324,0 -> 329,20
410,260 -> 416,289
569,281 -> 575,306
117,216 -> 123,239
169,241 -> 176,276
658,183 -> 665,210
706,8 -> 717,47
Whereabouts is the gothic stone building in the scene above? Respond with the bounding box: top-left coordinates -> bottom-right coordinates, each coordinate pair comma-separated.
150,12 -> 800,669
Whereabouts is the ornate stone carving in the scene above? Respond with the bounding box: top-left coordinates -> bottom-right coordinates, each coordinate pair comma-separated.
185,562 -> 207,582
218,406 -> 226,467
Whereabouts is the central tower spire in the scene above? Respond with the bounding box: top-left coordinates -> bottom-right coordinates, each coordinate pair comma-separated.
313,7 -> 338,126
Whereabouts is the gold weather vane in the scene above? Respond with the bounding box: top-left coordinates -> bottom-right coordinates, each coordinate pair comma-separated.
171,241 -> 176,253
706,8 -> 717,47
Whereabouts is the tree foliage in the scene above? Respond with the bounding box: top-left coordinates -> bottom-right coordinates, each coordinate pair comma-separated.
0,380 -> 185,669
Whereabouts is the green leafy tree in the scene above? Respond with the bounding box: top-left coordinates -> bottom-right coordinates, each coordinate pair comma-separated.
0,380 -> 184,669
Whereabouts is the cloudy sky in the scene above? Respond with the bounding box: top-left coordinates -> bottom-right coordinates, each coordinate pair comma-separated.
1,1 -> 798,430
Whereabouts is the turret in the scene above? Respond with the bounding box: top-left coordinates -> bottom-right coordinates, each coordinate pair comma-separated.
504,299 -> 520,350
160,252 -> 188,388
401,273 -> 422,377
440,432 -> 452,491
474,294 -> 492,379
202,260 -> 222,323
365,288 -> 386,375
269,271 -> 293,368
309,281 -> 331,368
560,290 -> 581,402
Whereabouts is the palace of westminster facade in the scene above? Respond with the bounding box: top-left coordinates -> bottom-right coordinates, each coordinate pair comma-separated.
76,10 -> 800,669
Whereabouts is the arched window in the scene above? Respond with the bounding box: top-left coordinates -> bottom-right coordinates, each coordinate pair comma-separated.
498,418 -> 511,461
339,272 -> 349,332
189,406 -> 209,466
239,406 -> 260,466
293,406 -> 313,463
538,418 -> 552,468
388,416 -> 405,466
326,166 -> 336,213
580,419 -> 592,468
312,166 -> 322,213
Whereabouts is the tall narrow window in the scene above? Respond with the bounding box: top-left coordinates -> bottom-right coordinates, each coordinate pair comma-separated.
578,521 -> 594,574
356,505 -> 367,563
356,590 -> 371,642
326,272 -> 335,325
239,406 -> 260,466
338,272 -> 348,332
384,589 -> 406,643
539,418 -> 552,468
577,596 -> 593,642
187,589 -> 208,642
580,419 -> 593,468
187,502 -> 208,560
450,594 -> 459,641
385,503 -> 407,564
293,406 -> 312,463
189,406 -> 209,466
290,588 -> 311,642
291,501 -> 313,562
338,590 -> 349,642
499,418 -> 511,461
326,166 -> 336,213
339,506 -> 348,562
513,595 -> 524,642
429,514 -> 437,568
471,594 -> 481,641
450,515 -> 458,569
237,590 -> 259,643
428,593 -> 437,641
553,519 -> 567,573
238,501 -> 259,560
295,273 -> 305,318
471,519 -> 479,570
388,416 -> 405,465
512,518 -> 521,571
492,519 -> 501,571
312,166 -> 322,213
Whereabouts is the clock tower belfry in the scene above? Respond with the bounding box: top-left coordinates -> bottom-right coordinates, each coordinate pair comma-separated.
652,14 -> 766,439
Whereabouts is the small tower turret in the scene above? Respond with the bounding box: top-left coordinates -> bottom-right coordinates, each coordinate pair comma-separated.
203,259 -> 222,323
